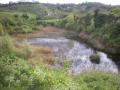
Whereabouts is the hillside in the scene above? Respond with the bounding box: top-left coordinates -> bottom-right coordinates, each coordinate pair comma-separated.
0,2 -> 113,18
0,2 -> 67,19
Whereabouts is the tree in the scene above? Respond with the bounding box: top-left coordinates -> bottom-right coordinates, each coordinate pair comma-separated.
94,9 -> 101,28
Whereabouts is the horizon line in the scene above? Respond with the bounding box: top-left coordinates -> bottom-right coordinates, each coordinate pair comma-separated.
0,1 -> 119,6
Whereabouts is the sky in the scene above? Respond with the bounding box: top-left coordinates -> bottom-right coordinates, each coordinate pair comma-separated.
0,0 -> 120,5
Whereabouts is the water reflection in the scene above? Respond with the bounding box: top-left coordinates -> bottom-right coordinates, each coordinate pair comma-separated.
27,37 -> 119,74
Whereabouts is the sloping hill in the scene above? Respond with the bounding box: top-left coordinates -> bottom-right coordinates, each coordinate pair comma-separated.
0,2 -> 66,19
0,2 -> 113,19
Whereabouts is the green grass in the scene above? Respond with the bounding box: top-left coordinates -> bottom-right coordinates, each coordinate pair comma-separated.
0,12 -> 36,19
0,3 -> 66,19
0,3 -> 120,90
0,35 -> 120,90
0,11 -> 37,34
75,72 -> 120,90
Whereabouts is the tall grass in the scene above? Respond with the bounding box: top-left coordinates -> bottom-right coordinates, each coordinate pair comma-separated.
0,35 -> 120,90
0,35 -> 76,90
0,35 -> 14,56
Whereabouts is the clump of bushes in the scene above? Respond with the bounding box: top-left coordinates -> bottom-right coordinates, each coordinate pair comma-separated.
0,12 -> 37,34
21,13 -> 29,20
90,53 -> 100,64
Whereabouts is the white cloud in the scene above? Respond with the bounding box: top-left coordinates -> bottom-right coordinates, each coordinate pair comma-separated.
0,0 -> 120,5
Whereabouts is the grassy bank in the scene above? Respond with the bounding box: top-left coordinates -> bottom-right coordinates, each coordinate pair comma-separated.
0,34 -> 120,90
0,11 -> 37,34
0,2 -> 120,90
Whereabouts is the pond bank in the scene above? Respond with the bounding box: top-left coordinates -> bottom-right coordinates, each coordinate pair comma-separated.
11,27 -> 120,74
12,27 -> 120,74
79,31 -> 120,55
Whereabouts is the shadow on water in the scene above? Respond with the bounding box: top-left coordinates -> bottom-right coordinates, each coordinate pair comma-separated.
108,54 -> 120,72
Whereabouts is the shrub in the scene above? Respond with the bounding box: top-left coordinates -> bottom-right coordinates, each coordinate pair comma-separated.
22,14 -> 29,20
0,55 -> 30,87
21,25 -> 32,33
90,53 -> 100,64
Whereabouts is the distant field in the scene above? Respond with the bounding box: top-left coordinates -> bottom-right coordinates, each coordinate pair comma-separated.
0,11 -> 36,19
37,19 -> 60,23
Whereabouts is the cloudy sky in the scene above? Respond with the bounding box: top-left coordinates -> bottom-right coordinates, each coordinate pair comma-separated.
0,0 -> 120,5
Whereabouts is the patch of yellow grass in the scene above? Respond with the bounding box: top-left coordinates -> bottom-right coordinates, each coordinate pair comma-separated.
14,41 -> 55,65
29,46 -> 55,65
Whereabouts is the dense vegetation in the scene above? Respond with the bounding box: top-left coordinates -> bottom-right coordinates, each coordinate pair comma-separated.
0,2 -> 114,19
51,8 -> 120,54
0,2 -> 120,90
0,2 -> 67,19
0,35 -> 120,90
0,12 -> 37,34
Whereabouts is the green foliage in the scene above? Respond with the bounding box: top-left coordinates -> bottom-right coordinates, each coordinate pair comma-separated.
0,35 -> 14,56
0,2 -> 112,19
75,72 -> 120,90
0,55 -> 30,87
0,23 -> 4,35
0,34 -> 120,90
54,10 -> 120,50
110,8 -> 120,16
0,35 -> 76,90
21,14 -> 29,19
54,13 -> 75,29
90,53 -> 100,64
0,12 -> 36,34
0,2 -> 66,19
64,59 -> 70,70
0,2 -> 120,90
64,13 -> 75,29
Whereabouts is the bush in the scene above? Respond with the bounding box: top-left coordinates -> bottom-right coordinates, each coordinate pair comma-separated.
22,14 -> 29,20
90,53 -> 100,64
21,25 -> 32,33
0,55 -> 30,87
